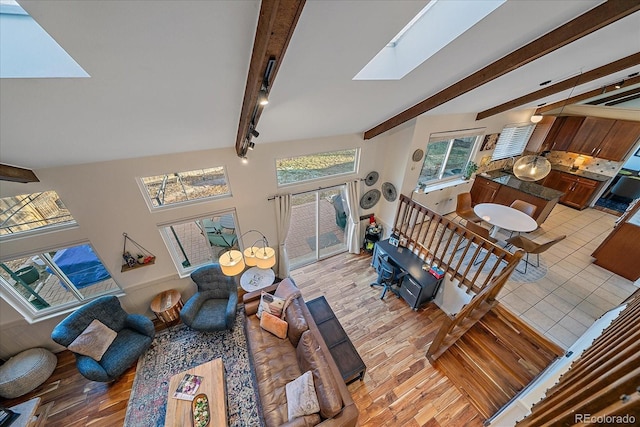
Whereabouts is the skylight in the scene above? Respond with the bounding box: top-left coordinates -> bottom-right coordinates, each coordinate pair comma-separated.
0,0 -> 89,78
354,0 -> 505,81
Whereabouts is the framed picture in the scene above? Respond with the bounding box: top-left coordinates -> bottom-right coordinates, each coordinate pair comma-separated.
389,233 -> 399,247
480,133 -> 500,151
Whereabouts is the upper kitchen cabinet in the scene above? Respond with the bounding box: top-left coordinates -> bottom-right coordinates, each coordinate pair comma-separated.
540,115 -> 640,161
541,116 -> 584,152
570,117 -> 615,156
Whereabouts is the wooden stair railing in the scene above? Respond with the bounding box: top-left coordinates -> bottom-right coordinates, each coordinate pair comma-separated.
390,195 -> 523,361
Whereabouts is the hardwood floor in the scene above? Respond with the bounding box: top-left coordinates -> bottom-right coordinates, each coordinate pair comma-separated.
1,251 -> 559,426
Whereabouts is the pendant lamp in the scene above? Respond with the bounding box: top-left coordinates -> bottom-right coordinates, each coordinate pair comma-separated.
513,155 -> 552,182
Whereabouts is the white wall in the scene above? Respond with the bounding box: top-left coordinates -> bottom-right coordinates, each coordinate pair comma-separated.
0,109 -> 530,358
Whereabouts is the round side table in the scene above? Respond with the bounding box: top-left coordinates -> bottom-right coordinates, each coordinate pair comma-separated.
240,267 -> 276,293
150,289 -> 183,325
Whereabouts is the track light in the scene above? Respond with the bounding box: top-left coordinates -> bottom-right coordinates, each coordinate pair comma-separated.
241,156 -> 248,164
250,128 -> 259,138
258,88 -> 269,106
248,141 -> 255,150
614,80 -> 624,89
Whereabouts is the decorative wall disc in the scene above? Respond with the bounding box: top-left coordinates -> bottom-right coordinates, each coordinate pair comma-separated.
360,189 -> 381,209
364,171 -> 379,186
381,182 -> 397,202
412,149 -> 424,162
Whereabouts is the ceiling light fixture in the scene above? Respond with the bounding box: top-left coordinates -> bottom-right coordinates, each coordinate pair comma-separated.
614,80 -> 624,89
258,88 -> 269,106
530,114 -> 543,123
248,141 -> 255,150
250,127 -> 260,138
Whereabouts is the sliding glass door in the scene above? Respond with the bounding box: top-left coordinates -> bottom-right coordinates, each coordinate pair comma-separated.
286,186 -> 348,269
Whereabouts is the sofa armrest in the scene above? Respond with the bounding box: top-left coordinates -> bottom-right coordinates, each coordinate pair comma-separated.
76,354 -> 111,382
125,314 -> 155,338
243,283 -> 279,304
317,404 -> 359,427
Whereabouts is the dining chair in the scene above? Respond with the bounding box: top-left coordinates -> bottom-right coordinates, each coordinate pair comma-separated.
461,221 -> 497,266
510,199 -> 537,217
455,193 -> 482,224
505,234 -> 567,274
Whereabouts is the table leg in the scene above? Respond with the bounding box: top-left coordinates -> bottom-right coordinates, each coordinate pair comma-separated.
489,225 -> 500,238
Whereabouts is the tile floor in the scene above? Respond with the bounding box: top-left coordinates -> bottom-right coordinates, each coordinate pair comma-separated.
493,204 -> 638,349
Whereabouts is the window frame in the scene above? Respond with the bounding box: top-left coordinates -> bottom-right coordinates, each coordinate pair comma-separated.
275,148 -> 360,187
158,210 -> 241,278
0,241 -> 123,323
418,131 -> 483,186
137,166 -> 232,212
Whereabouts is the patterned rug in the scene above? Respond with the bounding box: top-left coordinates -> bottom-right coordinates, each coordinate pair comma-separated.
124,312 -> 263,427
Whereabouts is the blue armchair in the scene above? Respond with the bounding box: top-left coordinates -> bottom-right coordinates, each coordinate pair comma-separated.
51,295 -> 155,382
180,264 -> 238,331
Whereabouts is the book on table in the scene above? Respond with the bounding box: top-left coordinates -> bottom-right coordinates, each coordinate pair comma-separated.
172,373 -> 204,401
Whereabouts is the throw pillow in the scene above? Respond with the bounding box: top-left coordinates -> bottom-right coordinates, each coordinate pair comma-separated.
67,319 -> 117,361
260,311 -> 288,339
274,278 -> 302,319
257,291 -> 285,319
286,371 -> 320,420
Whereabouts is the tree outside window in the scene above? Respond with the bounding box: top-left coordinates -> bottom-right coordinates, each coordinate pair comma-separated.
418,134 -> 480,185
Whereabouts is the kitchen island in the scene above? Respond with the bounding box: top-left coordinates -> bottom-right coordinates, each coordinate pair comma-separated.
470,170 -> 564,225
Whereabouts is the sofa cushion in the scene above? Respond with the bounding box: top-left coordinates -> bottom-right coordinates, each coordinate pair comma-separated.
261,312 -> 288,339
280,414 -> 322,427
274,278 -> 302,319
296,331 -> 343,419
285,299 -> 309,347
286,371 -> 320,420
257,292 -> 285,319
67,319 -> 117,361
245,314 -> 302,427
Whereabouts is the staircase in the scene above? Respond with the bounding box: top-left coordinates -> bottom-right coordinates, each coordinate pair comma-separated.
433,304 -> 563,419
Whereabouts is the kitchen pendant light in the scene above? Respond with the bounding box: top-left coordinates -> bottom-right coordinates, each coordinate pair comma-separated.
513,155 -> 552,182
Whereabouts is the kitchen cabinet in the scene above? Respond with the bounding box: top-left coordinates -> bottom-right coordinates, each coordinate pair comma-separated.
543,170 -> 600,210
570,117 -> 615,156
596,120 -> 640,160
542,116 -> 584,152
592,202 -> 640,281
470,176 -> 500,204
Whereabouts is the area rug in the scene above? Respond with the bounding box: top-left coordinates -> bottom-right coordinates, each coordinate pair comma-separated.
124,311 -> 263,427
306,232 -> 341,250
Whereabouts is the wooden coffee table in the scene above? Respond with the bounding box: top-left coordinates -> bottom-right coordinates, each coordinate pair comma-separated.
164,358 -> 228,427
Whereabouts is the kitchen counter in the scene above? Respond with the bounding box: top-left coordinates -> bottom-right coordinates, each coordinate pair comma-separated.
479,170 -> 564,201
550,165 -> 611,182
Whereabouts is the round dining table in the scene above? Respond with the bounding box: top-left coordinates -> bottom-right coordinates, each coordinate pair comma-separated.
473,203 -> 537,238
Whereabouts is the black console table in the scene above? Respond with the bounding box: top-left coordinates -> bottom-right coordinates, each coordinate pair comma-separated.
306,296 -> 366,384
373,239 -> 443,310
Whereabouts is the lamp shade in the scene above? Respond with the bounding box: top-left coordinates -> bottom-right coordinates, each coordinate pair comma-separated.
219,249 -> 245,276
513,155 -> 552,182
255,246 -> 276,269
243,247 -> 259,267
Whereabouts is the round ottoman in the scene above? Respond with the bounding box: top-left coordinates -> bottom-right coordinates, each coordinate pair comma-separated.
0,348 -> 57,399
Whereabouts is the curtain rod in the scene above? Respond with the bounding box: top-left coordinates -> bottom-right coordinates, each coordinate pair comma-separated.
267,179 -> 362,201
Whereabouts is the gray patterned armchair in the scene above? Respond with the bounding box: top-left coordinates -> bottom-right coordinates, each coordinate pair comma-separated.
180,263 -> 238,331
51,295 -> 155,382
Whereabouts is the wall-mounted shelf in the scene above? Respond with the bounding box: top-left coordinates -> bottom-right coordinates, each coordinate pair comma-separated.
121,233 -> 156,272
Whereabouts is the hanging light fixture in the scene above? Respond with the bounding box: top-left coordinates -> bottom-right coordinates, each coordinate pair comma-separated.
219,229 -> 276,276
513,153 -> 552,181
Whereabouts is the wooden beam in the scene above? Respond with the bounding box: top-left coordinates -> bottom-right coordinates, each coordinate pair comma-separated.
534,75 -> 640,114
587,86 -> 640,105
475,53 -> 640,120
235,0 -> 305,157
0,164 -> 39,183
363,0 -> 640,140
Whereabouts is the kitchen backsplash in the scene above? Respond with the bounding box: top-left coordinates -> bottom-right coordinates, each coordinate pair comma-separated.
546,151 -> 621,178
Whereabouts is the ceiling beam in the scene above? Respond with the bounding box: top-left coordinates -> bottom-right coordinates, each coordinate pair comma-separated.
534,75 -> 640,114
475,52 -> 640,120
586,86 -> 640,105
0,164 -> 40,183
363,0 -> 640,140
235,0 -> 305,157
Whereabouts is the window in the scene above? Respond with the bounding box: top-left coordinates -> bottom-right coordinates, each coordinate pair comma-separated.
159,211 -> 238,277
0,191 -> 77,237
491,123 -> 536,161
276,149 -> 359,186
139,167 -> 230,209
418,132 -> 481,184
0,243 -> 121,322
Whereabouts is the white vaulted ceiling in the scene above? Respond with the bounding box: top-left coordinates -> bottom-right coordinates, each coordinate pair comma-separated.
1,0 -> 638,168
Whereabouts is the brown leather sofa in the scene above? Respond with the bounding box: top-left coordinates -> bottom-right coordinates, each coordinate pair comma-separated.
243,280 -> 359,427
